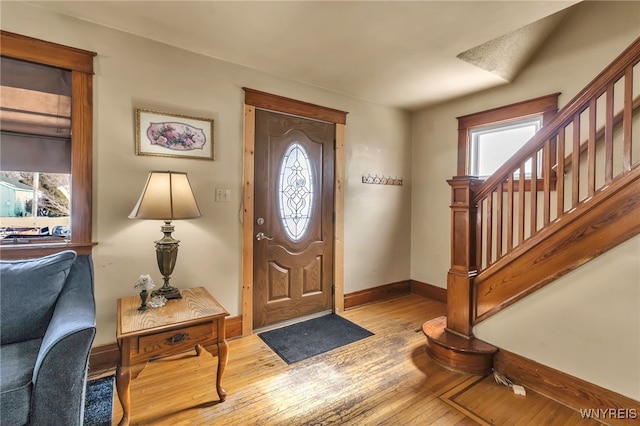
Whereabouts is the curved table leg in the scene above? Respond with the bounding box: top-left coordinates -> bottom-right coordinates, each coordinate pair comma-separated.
116,362 -> 147,426
216,339 -> 228,402
116,364 -> 131,426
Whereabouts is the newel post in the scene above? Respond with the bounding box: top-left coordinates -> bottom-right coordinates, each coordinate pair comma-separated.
446,176 -> 482,338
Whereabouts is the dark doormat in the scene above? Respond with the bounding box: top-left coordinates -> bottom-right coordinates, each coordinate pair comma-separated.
84,375 -> 114,426
258,314 -> 374,364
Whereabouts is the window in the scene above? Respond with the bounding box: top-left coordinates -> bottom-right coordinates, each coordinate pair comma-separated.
456,93 -> 560,177
0,172 -> 71,221
278,142 -> 314,241
1,58 -> 72,242
469,116 -> 542,177
0,31 -> 95,257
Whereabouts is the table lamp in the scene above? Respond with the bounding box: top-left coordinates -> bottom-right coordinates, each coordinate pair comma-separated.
129,171 -> 201,299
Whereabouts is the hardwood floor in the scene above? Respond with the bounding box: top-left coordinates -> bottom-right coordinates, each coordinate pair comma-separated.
108,295 -> 601,425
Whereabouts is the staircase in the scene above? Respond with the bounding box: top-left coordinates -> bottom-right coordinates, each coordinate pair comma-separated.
423,36 -> 640,375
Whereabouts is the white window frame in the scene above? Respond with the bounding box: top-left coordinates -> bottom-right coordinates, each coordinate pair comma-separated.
469,116 -> 543,178
456,93 -> 560,178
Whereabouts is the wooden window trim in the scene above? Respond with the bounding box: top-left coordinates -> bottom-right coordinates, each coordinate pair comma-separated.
0,31 -> 96,259
456,93 -> 560,177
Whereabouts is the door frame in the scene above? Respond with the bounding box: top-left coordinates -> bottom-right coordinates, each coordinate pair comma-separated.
241,88 -> 348,335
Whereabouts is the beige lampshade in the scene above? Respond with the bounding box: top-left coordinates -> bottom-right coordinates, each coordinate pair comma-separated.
129,171 -> 201,220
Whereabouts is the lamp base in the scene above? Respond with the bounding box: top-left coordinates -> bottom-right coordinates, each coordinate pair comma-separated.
152,285 -> 182,299
153,221 -> 182,300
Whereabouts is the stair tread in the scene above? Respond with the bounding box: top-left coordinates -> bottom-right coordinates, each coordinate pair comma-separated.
422,316 -> 497,354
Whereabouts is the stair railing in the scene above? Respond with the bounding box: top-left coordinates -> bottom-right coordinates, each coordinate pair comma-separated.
474,37 -> 640,274
445,36 -> 640,338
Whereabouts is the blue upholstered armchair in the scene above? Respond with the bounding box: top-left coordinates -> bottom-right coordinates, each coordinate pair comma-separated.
0,250 -> 96,426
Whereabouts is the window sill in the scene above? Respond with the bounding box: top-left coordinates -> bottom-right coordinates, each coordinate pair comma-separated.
0,242 -> 97,259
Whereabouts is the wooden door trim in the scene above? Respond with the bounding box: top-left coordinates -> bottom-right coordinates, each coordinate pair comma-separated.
242,105 -> 256,336
243,88 -> 347,125
241,89 -> 347,335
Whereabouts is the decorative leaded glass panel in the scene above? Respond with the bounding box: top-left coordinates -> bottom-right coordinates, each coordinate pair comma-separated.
278,142 -> 313,241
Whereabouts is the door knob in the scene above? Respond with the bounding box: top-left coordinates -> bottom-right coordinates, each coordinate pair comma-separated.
256,232 -> 274,241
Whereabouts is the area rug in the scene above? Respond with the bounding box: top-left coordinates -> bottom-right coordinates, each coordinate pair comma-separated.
84,375 -> 114,426
258,314 -> 374,364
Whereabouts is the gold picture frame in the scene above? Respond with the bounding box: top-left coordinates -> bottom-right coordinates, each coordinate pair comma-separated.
135,108 -> 214,160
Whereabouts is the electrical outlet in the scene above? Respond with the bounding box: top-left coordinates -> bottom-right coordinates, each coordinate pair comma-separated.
215,188 -> 230,202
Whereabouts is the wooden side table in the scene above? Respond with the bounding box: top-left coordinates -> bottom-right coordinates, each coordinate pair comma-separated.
116,287 -> 229,426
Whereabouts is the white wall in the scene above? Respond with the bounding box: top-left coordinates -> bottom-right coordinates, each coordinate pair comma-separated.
411,1 -> 640,399
475,235 -> 640,400
0,2 -> 412,345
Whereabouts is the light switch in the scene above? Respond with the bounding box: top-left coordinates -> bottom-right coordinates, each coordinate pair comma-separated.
215,188 -> 230,202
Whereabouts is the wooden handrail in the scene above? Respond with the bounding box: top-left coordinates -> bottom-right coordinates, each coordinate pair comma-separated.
468,35 -> 640,271
474,35 -> 640,203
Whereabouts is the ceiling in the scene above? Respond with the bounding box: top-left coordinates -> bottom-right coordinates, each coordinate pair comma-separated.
29,1 -> 581,111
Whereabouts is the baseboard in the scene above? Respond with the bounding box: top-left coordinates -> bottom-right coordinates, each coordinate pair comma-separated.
88,315 -> 243,378
88,342 -> 119,378
225,315 -> 243,340
410,280 -> 447,303
494,349 -> 640,425
343,280 -> 411,309
343,280 -> 447,310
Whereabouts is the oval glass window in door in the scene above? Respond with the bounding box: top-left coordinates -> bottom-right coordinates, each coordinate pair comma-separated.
278,142 -> 313,241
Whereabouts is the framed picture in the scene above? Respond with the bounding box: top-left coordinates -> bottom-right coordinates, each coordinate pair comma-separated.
135,108 -> 214,160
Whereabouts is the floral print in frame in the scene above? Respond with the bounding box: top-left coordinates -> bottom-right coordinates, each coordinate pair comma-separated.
135,108 -> 214,160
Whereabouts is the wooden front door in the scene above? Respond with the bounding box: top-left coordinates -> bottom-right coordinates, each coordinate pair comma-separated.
253,109 -> 335,329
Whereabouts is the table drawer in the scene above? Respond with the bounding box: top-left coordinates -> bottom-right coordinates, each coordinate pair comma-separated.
134,322 -> 217,361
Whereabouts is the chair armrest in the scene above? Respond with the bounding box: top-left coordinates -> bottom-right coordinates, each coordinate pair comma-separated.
31,255 -> 97,426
